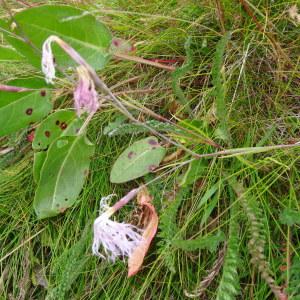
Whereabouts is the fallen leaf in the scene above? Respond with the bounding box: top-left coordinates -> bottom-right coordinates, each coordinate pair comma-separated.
128,186 -> 158,277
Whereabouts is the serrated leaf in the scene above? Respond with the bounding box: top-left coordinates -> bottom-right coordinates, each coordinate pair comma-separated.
172,231 -> 225,253
0,78 -> 52,137
279,208 -> 300,226
0,46 -> 24,61
33,135 -> 94,219
32,110 -> 82,150
33,151 -> 47,183
110,137 -> 166,183
0,5 -> 112,70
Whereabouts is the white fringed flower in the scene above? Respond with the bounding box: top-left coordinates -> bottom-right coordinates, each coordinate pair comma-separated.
92,191 -> 143,262
74,66 -> 99,117
41,36 -> 56,84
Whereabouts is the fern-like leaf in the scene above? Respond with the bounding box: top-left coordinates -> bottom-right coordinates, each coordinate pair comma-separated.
212,32 -> 231,143
231,179 -> 287,300
46,230 -> 90,300
288,255 -> 300,299
158,188 -> 189,272
216,201 -> 240,300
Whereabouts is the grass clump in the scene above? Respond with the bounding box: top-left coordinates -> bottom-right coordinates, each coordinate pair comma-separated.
0,0 -> 300,299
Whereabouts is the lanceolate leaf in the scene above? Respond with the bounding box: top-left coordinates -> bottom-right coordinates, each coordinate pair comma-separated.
110,137 -> 166,183
0,5 -> 112,70
0,78 -> 52,137
32,110 -> 81,150
33,135 -> 94,219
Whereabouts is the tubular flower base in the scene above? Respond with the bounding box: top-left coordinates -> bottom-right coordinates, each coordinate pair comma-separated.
74,66 -> 99,117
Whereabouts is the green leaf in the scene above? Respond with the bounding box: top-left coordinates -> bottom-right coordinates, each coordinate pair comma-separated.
32,110 -> 82,150
110,136 -> 166,183
212,32 -> 231,143
33,135 -> 94,219
0,78 -> 52,137
1,5 -> 112,70
279,208 -> 300,226
0,46 -> 24,61
180,158 -> 208,186
33,151 -> 47,184
172,36 -> 193,112
173,231 -> 225,253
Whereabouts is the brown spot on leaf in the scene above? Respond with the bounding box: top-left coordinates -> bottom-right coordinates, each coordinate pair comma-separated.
26,108 -> 33,115
45,131 -> 51,138
128,151 -> 136,159
112,39 -> 120,46
148,165 -> 157,171
55,120 -> 60,125
40,90 -> 46,97
60,122 -> 67,130
59,207 -> 67,213
148,139 -> 158,146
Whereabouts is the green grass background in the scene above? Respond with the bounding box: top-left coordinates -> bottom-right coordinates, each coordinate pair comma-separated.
0,0 -> 300,299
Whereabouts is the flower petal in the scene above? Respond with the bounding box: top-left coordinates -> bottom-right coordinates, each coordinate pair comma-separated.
128,186 -> 158,277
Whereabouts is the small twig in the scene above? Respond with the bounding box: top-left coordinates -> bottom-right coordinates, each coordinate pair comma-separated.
113,53 -> 175,71
113,87 -> 170,96
238,0 -> 293,68
184,243 -> 227,298
15,0 -> 32,7
214,0 -> 226,34
0,147 -> 14,155
77,111 -> 95,135
110,75 -> 142,90
0,229 -> 44,264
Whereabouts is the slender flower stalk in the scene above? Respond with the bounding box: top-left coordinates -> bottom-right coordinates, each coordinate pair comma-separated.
92,188 -> 143,262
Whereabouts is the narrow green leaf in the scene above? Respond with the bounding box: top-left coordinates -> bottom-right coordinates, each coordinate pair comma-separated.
1,5 -> 112,70
33,151 -> 47,183
33,135 -> 94,219
110,136 -> 166,183
180,158 -> 208,186
172,36 -> 193,112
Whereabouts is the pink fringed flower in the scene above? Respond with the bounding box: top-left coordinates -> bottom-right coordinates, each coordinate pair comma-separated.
92,189 -> 144,262
74,66 -> 99,117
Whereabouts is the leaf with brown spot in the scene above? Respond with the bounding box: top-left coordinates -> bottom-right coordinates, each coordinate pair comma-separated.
128,186 -> 158,277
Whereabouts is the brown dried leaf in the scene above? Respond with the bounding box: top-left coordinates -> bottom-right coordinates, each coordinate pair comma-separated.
128,186 -> 158,277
